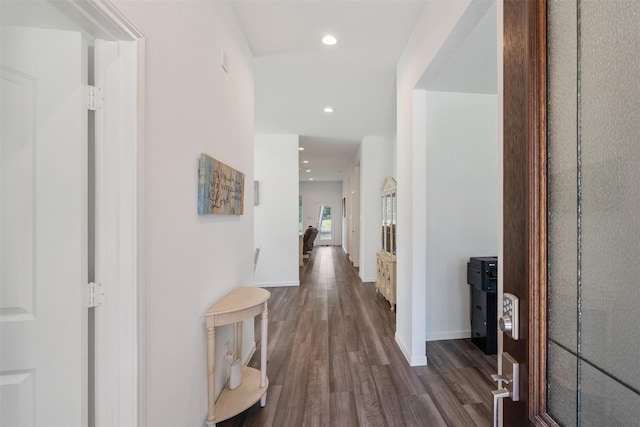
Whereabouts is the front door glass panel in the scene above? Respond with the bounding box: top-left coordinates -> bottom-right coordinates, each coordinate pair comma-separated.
547,1 -> 640,425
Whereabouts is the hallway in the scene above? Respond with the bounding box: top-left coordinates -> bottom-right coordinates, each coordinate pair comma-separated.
220,247 -> 497,426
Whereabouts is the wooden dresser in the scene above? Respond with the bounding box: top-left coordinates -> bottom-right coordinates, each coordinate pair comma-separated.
375,177 -> 397,311
376,251 -> 396,310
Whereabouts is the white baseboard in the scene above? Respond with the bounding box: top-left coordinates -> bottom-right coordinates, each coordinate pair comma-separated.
395,333 -> 428,367
360,276 -> 376,283
254,281 -> 299,288
426,329 -> 471,341
348,254 -> 359,268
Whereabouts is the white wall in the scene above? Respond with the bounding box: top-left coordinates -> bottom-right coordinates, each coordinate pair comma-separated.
254,134 -> 299,287
111,3 -> 255,426
347,165 -> 360,265
342,179 -> 349,253
299,181 -> 343,247
359,137 -> 394,282
396,0 -> 472,366
424,91 -> 499,340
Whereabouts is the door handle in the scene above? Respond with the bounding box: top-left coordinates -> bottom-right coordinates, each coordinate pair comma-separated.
492,352 -> 520,427
491,374 -> 511,387
492,388 -> 510,427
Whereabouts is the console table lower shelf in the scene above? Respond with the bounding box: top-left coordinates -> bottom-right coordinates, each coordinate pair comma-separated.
213,367 -> 268,423
205,286 -> 271,427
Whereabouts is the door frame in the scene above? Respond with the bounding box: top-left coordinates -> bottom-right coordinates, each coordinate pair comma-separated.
49,1 -> 146,426
316,202 -> 336,245
503,0 -> 553,424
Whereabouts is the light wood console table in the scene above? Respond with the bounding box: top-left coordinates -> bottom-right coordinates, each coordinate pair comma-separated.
205,286 -> 270,426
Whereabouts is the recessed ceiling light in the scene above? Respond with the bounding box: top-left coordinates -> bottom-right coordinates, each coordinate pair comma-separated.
306,169 -> 311,173
309,178 -> 314,181
303,160 -> 309,164
323,107 -> 335,113
322,35 -> 337,46
299,147 -> 304,151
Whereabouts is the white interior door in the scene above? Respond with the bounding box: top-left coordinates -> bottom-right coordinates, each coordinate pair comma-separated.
0,26 -> 88,427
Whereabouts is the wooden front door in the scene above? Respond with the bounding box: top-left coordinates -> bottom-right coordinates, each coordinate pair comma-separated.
504,0 -> 640,425
502,0 -> 544,424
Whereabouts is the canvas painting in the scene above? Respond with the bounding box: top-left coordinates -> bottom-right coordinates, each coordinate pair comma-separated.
198,153 -> 245,215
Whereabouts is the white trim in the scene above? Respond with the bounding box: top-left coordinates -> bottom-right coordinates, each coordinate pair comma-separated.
395,333 -> 427,366
360,276 -> 377,283
135,36 -> 147,427
496,4 -> 505,421
411,355 -> 428,366
93,37 -> 143,427
50,1 -> 145,426
253,281 -> 300,288
410,90 -> 428,371
120,38 -> 143,427
52,0 -> 143,41
93,39 -> 118,427
425,330 -> 472,342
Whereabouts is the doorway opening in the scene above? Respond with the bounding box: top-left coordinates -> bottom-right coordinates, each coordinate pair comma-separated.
411,0 -> 501,368
317,204 -> 333,242
0,1 -> 143,426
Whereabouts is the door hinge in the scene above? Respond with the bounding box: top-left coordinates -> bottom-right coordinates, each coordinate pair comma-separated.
88,282 -> 104,308
87,85 -> 103,111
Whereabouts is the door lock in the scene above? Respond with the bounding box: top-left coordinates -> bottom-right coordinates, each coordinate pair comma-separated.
499,293 -> 519,340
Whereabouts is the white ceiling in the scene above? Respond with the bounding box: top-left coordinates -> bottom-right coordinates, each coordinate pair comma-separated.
231,0 -> 497,182
417,1 -> 497,93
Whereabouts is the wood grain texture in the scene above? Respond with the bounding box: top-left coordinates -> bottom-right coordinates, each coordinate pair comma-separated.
400,394 -> 447,427
503,0 -> 531,423
503,0 -> 549,423
330,392 -> 360,427
219,247 -> 497,426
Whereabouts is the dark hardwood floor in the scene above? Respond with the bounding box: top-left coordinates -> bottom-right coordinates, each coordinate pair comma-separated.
219,247 -> 497,427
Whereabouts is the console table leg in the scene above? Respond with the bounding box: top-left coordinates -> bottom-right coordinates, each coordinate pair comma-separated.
235,321 -> 242,362
260,308 -> 268,387
207,327 -> 216,424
